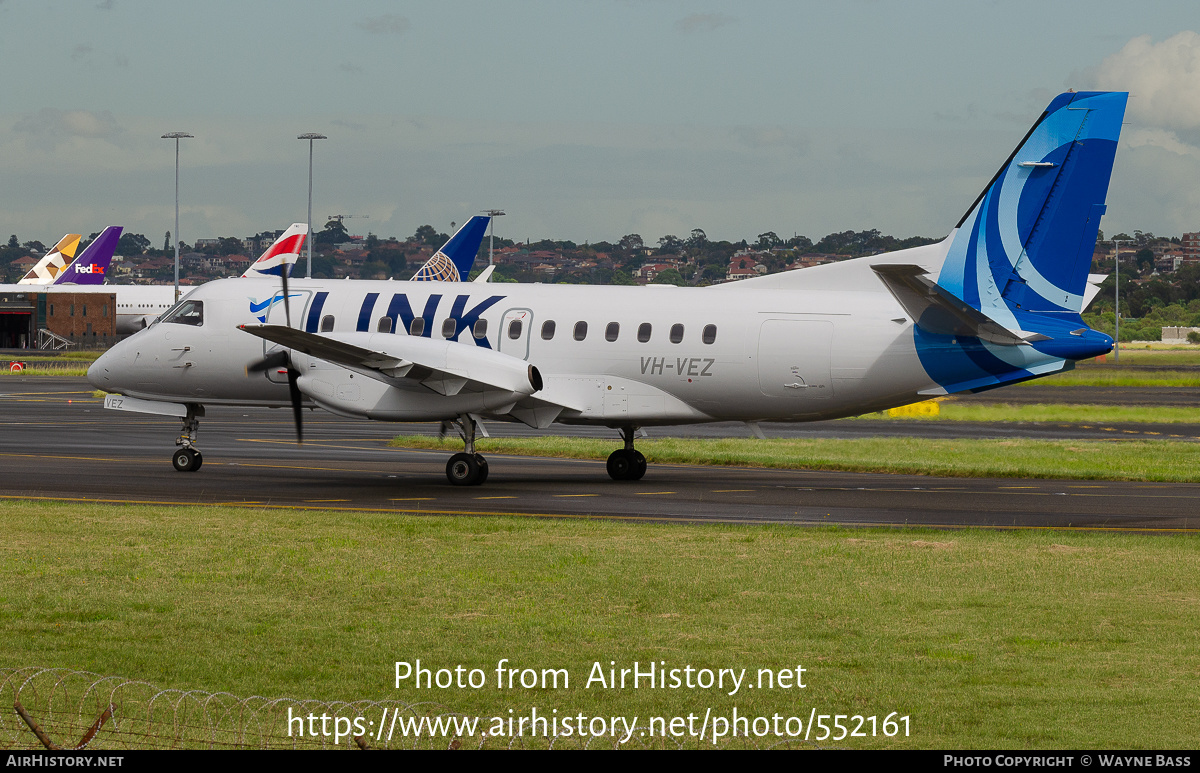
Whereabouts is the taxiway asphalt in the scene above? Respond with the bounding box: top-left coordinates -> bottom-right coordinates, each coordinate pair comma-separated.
2,376 -> 1198,531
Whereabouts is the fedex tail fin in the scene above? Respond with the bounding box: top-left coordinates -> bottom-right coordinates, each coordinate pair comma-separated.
54,226 -> 121,285
411,216 -> 490,281
243,224 -> 307,278
17,234 -> 82,285
937,91 -> 1126,327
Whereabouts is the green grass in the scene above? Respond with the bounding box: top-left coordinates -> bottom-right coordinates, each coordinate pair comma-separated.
861,402 -> 1200,424
2,499 -> 1197,749
1023,369 -> 1200,387
390,435 -> 1200,482
0,366 -> 91,376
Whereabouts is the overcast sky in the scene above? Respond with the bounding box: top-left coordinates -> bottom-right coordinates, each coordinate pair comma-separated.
1,0 -> 1198,248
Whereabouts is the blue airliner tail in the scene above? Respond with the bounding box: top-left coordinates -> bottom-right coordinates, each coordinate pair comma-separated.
937,91 -> 1126,325
411,216 -> 490,281
873,92 -> 1127,395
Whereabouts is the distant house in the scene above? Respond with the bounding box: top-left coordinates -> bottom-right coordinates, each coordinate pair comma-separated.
1183,232 -> 1200,259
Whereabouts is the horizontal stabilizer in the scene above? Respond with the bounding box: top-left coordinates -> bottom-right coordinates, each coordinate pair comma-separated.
873,264 -> 1036,346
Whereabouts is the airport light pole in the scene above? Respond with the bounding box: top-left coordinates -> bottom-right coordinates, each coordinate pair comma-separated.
161,132 -> 193,303
482,209 -> 505,266
1112,239 -> 1126,362
298,133 -> 327,278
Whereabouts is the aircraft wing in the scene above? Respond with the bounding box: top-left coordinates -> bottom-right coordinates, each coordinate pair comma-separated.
871,264 -> 1047,345
239,324 -> 543,398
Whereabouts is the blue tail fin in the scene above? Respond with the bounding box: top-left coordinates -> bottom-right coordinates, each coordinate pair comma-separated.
937,92 -> 1126,326
411,216 -> 490,281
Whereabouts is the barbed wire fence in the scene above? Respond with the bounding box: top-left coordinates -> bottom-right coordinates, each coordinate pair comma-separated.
2,668 -> 819,750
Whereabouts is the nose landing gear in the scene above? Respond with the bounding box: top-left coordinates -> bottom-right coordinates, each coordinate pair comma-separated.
172,407 -> 203,472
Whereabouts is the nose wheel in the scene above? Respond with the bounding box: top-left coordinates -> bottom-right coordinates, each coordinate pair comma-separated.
172,447 -> 203,472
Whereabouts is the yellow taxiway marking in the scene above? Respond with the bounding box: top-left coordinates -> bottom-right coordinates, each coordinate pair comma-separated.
476,496 -> 517,500
306,499 -> 351,502
636,491 -> 677,495
712,489 -> 754,493
999,486 -> 1040,489
229,462 -> 365,473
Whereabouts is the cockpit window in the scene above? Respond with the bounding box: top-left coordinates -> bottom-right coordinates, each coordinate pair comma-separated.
161,300 -> 203,326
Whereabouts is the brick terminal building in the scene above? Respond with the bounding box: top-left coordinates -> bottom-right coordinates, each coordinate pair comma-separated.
0,290 -> 117,349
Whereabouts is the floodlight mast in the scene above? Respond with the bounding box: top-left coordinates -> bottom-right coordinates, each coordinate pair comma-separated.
1112,239 -> 1125,362
482,209 -> 505,266
161,132 -> 193,303
298,133 -> 327,278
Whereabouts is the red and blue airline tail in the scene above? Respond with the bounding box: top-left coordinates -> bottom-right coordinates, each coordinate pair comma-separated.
411,216 -> 490,281
243,224 -> 307,278
53,226 -> 122,285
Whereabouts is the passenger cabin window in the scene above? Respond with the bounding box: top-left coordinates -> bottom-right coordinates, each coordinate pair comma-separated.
508,319 -> 523,340
409,318 -> 425,336
320,315 -> 335,332
162,300 -> 203,326
637,323 -> 652,343
442,318 -> 457,338
573,321 -> 588,341
702,324 -> 717,344
605,322 -> 620,342
473,319 -> 488,339
541,320 -> 556,340
377,317 -> 393,333
669,324 -> 684,344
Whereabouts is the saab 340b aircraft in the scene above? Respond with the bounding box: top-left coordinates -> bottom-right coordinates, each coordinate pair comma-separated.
89,91 -> 1126,485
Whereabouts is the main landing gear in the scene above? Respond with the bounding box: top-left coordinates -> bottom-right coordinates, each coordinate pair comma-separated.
171,406 -> 204,472
445,413 -> 489,486
607,426 -> 646,481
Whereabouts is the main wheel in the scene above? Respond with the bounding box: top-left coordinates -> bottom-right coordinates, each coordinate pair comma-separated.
446,452 -> 482,486
606,449 -> 633,481
474,454 -> 489,484
629,450 -> 647,481
172,448 -> 199,472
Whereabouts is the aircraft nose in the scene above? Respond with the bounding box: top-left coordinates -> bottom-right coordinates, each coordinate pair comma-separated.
88,342 -> 129,391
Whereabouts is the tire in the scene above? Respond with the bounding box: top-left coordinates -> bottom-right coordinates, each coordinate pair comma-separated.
172,448 -> 197,472
474,454 -> 489,484
606,449 -> 632,481
446,452 -> 481,486
629,450 -> 647,481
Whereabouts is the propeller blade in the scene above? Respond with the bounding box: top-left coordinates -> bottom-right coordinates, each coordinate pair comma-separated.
245,349 -> 289,375
280,255 -> 292,329
286,362 -> 304,444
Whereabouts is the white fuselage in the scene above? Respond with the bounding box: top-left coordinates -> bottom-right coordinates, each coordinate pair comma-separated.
86,242 -> 1073,427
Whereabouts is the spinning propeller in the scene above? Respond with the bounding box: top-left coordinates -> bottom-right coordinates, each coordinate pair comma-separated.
244,262 -> 304,443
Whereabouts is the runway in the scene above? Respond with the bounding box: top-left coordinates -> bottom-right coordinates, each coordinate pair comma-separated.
2,377 -> 1199,532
